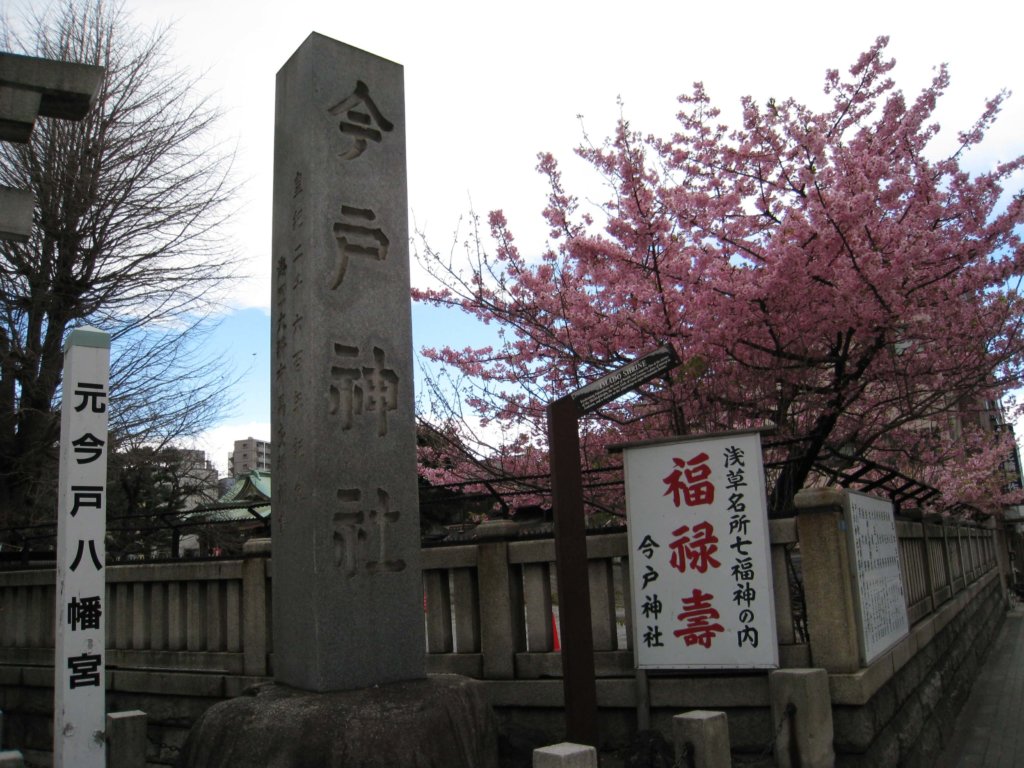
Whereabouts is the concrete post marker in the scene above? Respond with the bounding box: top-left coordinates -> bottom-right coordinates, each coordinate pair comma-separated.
673,710 -> 731,768
770,668 -> 835,768
533,742 -> 598,768
106,711 -> 147,768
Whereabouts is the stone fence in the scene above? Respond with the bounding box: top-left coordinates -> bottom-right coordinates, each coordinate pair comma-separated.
421,518 -> 807,678
0,490 -> 1008,765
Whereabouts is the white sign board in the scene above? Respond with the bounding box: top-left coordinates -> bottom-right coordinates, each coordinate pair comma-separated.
844,490 -> 909,665
623,431 -> 778,669
54,327 -> 109,768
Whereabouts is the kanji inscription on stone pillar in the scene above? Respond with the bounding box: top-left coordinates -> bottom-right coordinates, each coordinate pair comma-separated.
271,33 -> 422,691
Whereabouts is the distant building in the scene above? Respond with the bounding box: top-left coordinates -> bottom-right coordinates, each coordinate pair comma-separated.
228,437 -> 271,477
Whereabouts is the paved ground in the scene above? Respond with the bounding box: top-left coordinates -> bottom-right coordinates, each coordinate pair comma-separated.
936,601 -> 1024,768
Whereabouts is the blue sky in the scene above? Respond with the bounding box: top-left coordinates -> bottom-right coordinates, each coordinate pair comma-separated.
193,300 -> 499,473
10,0 -> 1022,473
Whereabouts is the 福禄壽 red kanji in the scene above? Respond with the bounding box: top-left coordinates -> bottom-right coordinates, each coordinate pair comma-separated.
674,588 -> 724,648
663,453 -> 715,507
668,521 -> 721,574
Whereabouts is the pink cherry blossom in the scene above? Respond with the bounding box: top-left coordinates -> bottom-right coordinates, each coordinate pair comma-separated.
414,37 -> 1024,518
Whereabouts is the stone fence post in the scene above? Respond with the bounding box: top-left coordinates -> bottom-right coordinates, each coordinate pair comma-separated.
475,521 -> 524,680
533,743 -> 598,767
988,516 -> 1011,601
940,518 -> 956,597
769,669 -> 834,768
106,711 -> 147,768
673,711 -> 731,768
242,538 -> 271,677
794,488 -> 861,673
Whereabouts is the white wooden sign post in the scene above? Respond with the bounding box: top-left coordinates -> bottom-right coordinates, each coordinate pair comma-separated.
54,327 -> 110,768
622,430 -> 778,669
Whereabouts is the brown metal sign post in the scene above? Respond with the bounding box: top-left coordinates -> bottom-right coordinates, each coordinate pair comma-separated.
547,394 -> 598,746
547,346 -> 680,745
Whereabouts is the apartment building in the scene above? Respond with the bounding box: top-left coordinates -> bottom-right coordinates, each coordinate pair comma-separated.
228,437 -> 271,477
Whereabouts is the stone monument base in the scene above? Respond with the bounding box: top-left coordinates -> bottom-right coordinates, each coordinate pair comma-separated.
177,675 -> 499,768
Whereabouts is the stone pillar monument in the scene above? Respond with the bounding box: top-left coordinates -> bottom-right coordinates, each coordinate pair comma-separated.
186,34 -> 501,765
181,36 -> 497,767
271,33 -> 423,691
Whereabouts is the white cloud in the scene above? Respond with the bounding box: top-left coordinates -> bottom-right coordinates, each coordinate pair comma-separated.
104,0 -> 1023,311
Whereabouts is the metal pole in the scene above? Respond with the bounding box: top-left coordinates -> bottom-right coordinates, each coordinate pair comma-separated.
547,396 -> 598,746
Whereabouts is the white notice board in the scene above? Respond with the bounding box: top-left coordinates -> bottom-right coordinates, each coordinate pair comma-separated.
844,490 -> 909,665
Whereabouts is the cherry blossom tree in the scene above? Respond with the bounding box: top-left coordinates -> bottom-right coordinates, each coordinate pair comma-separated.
415,37 -> 1024,517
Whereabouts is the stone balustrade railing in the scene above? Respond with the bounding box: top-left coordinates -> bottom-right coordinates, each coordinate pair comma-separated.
0,541 -> 271,677
0,504 -> 1000,683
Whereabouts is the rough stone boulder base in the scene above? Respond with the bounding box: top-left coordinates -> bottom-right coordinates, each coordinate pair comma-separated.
177,676 -> 499,768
